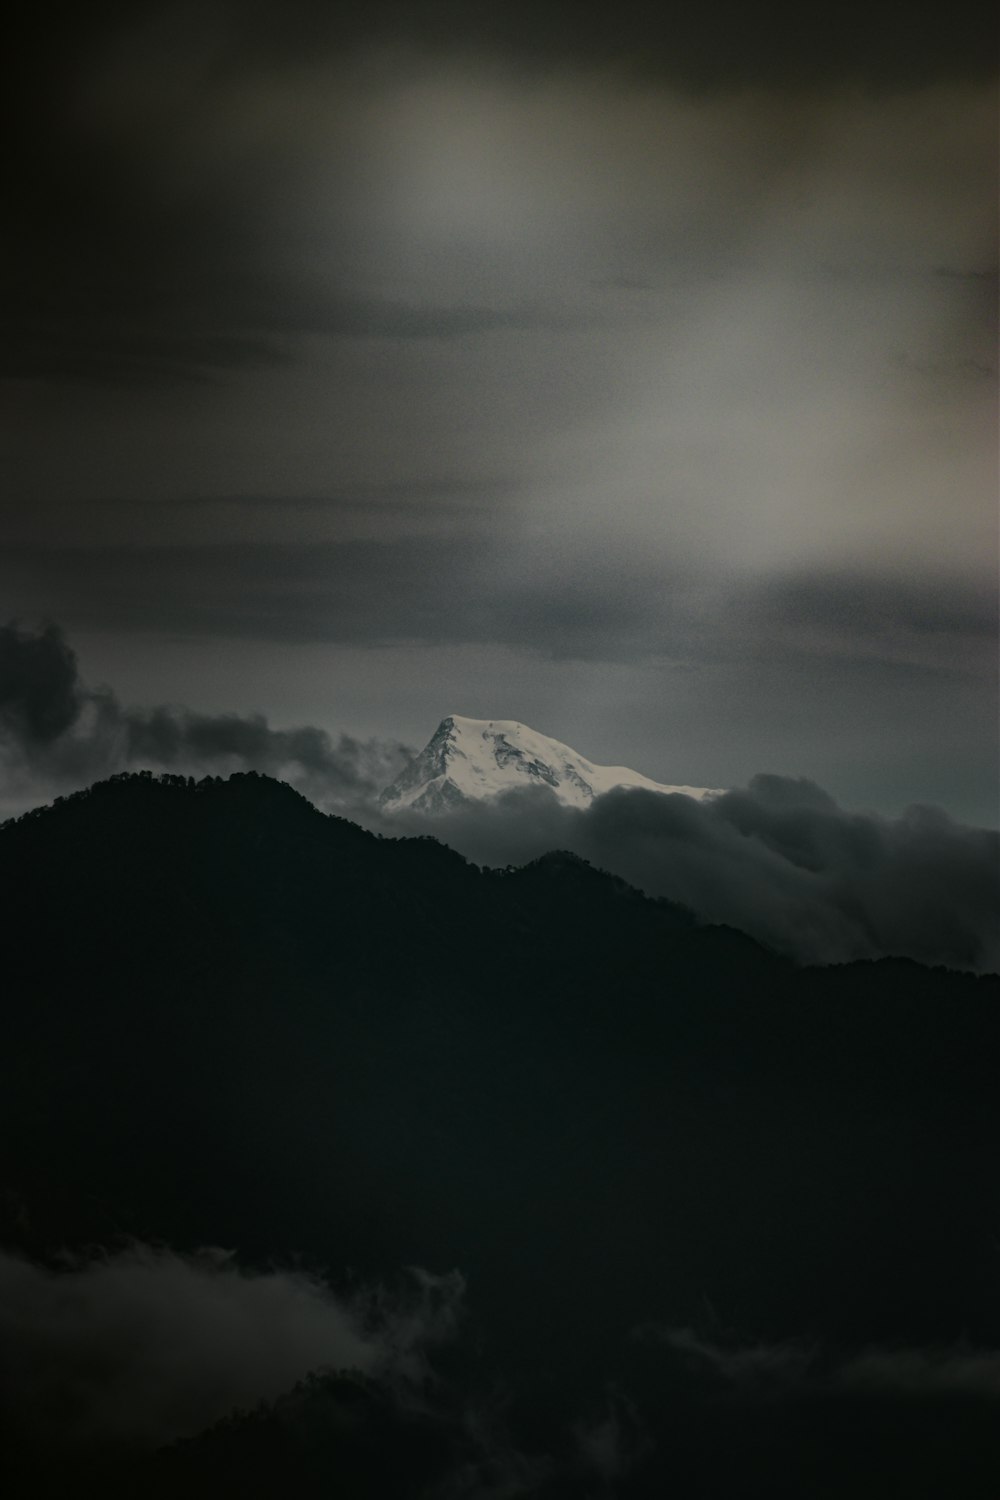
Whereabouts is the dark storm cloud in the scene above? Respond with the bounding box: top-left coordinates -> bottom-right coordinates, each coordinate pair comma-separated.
424,1 -> 998,87
4,121 -> 532,385
121,706 -> 410,802
726,570 -> 999,674
3,541 -> 993,680
0,620 -> 411,810
383,776 -> 1000,972
2,293 -> 543,386
21,2 -> 996,92
745,573 -> 998,643
0,481 -> 512,547
0,539 -> 661,656
3,325 -> 292,387
310,295 -> 559,341
151,478 -> 510,510
7,3 -> 994,387
0,622 -> 80,742
6,4 -> 587,388
5,257 -> 577,382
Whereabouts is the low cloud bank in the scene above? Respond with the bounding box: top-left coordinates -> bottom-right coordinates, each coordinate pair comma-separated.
655,1325 -> 1000,1403
0,1242 -> 548,1496
0,1244 -> 462,1451
379,776 -> 1000,973
0,621 -> 411,816
5,1240 -> 1000,1496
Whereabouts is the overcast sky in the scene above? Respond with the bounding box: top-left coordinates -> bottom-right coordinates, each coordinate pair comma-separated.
4,2 -> 997,822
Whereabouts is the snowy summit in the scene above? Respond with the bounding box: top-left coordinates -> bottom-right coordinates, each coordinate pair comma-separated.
378,715 -> 720,816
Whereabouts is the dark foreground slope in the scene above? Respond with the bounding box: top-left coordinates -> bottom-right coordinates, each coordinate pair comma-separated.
1,772 -> 998,1496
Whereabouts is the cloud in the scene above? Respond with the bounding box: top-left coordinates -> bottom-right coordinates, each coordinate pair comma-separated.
4,544 -> 994,680
726,572 -> 999,675
381,774 -> 1000,972
840,1347 -> 1000,1402
572,1391 -> 652,1486
6,1234 -> 1000,1493
0,620 -> 411,814
0,1243 -> 556,1495
655,1326 -> 816,1385
7,1 -> 994,398
0,622 -> 81,743
2,323 -> 293,387
2,293 -> 547,387
649,1325 -> 1000,1404
0,538 -> 673,655
0,1244 -> 464,1450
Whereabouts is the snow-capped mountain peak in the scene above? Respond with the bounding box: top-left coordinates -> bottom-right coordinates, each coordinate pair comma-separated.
378,715 -> 719,815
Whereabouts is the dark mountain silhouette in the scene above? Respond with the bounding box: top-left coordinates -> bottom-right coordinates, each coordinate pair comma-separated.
1,772 -> 998,1496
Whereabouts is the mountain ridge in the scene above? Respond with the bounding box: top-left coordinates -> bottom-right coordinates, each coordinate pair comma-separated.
1,768 -> 998,1498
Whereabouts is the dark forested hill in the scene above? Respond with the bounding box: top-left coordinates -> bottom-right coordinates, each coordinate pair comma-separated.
1,772 -> 998,1497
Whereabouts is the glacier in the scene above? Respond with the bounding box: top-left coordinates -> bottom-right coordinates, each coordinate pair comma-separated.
378,715 -> 720,815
